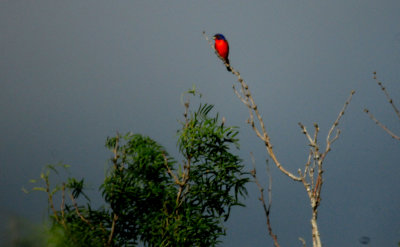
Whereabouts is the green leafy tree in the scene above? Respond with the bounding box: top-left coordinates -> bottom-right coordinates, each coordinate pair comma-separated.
27,100 -> 249,247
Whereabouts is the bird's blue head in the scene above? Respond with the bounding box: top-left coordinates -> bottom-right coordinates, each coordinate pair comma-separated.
213,33 -> 227,41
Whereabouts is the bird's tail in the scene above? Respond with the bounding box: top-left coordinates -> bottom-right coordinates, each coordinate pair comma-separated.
225,58 -> 231,72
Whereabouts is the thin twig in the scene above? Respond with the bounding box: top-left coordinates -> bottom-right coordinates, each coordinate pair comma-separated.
250,153 -> 280,247
364,109 -> 400,140
323,90 -> 355,161
364,72 -> 400,140
373,72 -> 400,120
299,237 -> 307,247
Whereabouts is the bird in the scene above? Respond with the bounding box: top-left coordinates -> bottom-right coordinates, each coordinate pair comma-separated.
213,33 -> 231,71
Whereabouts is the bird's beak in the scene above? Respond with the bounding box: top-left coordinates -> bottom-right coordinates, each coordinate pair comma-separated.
212,36 -> 215,40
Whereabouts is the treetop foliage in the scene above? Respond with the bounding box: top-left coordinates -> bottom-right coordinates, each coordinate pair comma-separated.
28,102 -> 249,247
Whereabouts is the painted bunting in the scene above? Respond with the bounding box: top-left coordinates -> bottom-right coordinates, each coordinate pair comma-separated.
213,33 -> 231,71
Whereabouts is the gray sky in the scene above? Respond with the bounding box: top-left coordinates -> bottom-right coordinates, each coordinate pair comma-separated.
1,1 -> 400,246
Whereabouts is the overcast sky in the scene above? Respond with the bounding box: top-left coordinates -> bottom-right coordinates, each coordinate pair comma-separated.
1,1 -> 400,246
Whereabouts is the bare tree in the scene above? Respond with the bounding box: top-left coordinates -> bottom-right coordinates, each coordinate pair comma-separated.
203,31 -> 355,247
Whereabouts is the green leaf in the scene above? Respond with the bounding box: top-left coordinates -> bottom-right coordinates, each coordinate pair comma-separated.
32,187 -> 46,192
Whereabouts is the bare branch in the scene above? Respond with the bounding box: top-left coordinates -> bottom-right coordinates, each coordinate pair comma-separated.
310,91 -> 355,247
233,84 -> 251,107
364,109 -> 400,140
323,90 -> 355,161
204,31 -> 356,247
299,237 -> 307,247
204,32 -> 304,180
364,72 -> 400,140
374,72 -> 400,120
298,122 -> 317,148
250,153 -> 280,247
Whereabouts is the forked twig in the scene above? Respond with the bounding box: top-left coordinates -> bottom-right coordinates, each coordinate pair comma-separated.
298,90 -> 355,247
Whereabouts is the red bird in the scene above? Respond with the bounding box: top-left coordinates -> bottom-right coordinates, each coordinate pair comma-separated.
213,33 -> 231,71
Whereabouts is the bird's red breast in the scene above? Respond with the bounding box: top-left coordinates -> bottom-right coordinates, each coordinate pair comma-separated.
215,39 -> 229,61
